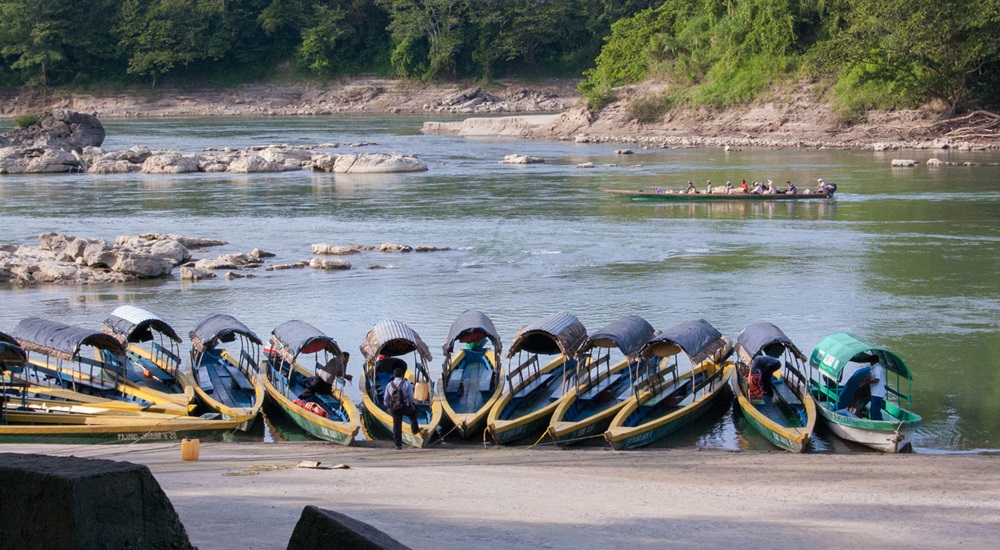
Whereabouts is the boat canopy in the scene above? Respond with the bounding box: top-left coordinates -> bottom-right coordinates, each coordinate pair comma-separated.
11,317 -> 126,362
809,332 -> 912,380
579,315 -> 655,360
102,305 -> 182,345
0,330 -> 27,369
735,322 -> 805,365
641,319 -> 732,364
442,309 -> 502,357
360,319 -> 432,364
189,314 -> 262,353
269,320 -> 343,364
505,311 -> 587,359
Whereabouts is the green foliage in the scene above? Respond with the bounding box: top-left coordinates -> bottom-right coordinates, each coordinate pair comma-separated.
297,4 -> 350,74
14,113 -> 41,127
390,36 -> 430,79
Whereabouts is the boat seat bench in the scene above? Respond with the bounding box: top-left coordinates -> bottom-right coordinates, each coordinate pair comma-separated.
773,380 -> 802,407
226,364 -> 255,391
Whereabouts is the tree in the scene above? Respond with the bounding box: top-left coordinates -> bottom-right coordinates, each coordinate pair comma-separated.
0,0 -> 70,85
116,0 -> 231,82
298,3 -> 350,74
378,0 -> 468,79
835,0 -> 1000,115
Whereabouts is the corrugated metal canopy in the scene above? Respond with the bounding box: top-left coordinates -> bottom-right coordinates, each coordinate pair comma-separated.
189,314 -> 262,353
442,309 -> 502,357
0,330 -> 27,368
359,319 -> 432,364
735,322 -> 804,365
102,305 -> 182,345
506,311 -> 587,358
11,317 -> 126,361
642,319 -> 732,364
270,320 -> 342,363
809,332 -> 911,380
580,315 -> 655,359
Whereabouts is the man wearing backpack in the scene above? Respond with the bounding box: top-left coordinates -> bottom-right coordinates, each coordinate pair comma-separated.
383,366 -> 421,449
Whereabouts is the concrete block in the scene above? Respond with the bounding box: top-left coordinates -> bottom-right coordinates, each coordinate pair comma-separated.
0,453 -> 193,549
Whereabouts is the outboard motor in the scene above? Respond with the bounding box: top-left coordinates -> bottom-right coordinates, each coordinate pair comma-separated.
824,182 -> 837,196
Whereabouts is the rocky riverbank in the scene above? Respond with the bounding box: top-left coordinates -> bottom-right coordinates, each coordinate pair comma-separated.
5,78 -> 998,150
0,232 -> 451,285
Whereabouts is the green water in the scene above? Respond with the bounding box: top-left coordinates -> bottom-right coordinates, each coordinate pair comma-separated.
1,117 -> 998,451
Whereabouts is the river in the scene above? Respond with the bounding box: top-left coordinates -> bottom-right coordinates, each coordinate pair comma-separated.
1,116 -> 998,452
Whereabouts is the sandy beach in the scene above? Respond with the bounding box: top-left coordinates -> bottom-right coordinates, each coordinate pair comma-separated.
4,441 -> 998,549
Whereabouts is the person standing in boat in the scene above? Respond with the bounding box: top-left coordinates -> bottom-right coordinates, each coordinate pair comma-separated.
863,356 -> 886,420
299,352 -> 350,400
383,365 -> 421,449
685,181 -> 697,194
706,180 -> 713,194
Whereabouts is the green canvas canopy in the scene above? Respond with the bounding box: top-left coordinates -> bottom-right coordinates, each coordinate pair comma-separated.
809,332 -> 912,380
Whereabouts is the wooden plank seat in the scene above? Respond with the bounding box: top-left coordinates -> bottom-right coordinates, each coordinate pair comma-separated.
197,367 -> 215,394
772,380 -> 802,407
226,364 -> 255,391
579,371 -> 622,401
445,368 -> 465,393
643,378 -> 692,408
513,369 -> 557,399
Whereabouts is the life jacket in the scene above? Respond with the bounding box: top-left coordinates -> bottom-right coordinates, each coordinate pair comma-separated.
293,399 -> 329,418
746,369 -> 764,400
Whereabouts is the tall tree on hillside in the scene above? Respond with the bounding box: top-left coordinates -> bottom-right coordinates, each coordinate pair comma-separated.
0,0 -> 70,85
836,0 -> 1000,115
116,0 -> 230,83
378,0 -> 467,79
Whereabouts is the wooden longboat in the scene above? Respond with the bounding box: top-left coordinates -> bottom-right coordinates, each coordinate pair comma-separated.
102,305 -> 196,412
548,315 -> 656,446
358,319 -> 442,448
1,330 -> 243,443
606,319 -> 734,450
731,323 -> 817,452
486,312 -> 587,445
9,317 -> 189,415
262,320 -> 360,445
808,333 -> 922,452
437,310 -> 504,439
189,314 -> 265,431
601,184 -> 836,201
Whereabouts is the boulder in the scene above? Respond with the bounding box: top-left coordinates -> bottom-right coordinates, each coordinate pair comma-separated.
112,253 -> 174,278
500,154 -> 544,164
309,153 -> 339,172
378,243 -> 413,253
286,505 -> 410,550
309,258 -> 352,270
890,159 -> 918,167
141,153 -> 200,174
229,154 -> 282,173
259,147 -> 313,167
180,266 -> 216,280
330,153 -> 428,173
1,110 -> 105,152
23,148 -> 86,173
89,159 -> 141,174
312,244 -> 360,256
265,261 -> 309,271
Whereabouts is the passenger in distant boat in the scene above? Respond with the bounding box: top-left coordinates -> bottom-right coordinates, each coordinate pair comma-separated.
299,352 -> 350,399
654,187 -> 662,194
766,180 -> 777,194
383,365 -> 421,449
862,355 -> 886,420
739,180 -> 749,193
816,179 -> 828,193
752,355 -> 781,397
706,180 -> 713,194
685,181 -> 697,194
786,181 -> 797,194
726,181 -> 734,191
750,182 -> 763,194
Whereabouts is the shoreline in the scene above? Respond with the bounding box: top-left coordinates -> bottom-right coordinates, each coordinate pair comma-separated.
3,78 -> 998,151
4,442 -> 999,549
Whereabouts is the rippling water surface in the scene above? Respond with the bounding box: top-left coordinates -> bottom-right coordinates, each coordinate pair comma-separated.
2,116 -> 998,452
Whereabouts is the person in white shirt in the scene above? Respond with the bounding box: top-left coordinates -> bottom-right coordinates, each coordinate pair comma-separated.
864,356 -> 886,420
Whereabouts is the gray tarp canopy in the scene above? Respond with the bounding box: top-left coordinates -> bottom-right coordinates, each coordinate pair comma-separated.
735,322 -> 805,365
442,309 -> 502,358
506,311 -> 588,359
189,314 -> 262,353
579,315 -> 656,360
641,319 -> 732,364
270,320 -> 343,364
0,330 -> 27,368
359,319 -> 433,364
11,317 -> 126,362
102,305 -> 182,345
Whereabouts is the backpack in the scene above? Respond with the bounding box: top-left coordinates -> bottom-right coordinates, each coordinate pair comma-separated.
389,379 -> 406,411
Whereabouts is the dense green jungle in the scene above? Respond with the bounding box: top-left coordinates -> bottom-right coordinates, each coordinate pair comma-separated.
1,0 -> 999,118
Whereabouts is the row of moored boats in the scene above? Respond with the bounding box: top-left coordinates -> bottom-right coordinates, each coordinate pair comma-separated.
0,307 -> 922,452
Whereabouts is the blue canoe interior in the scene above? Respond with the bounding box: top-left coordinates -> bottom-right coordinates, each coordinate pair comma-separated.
443,349 -> 497,414
497,359 -> 571,421
620,372 -> 704,428
266,358 -> 352,423
751,376 -> 809,429
196,348 -> 256,410
561,358 -> 635,423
